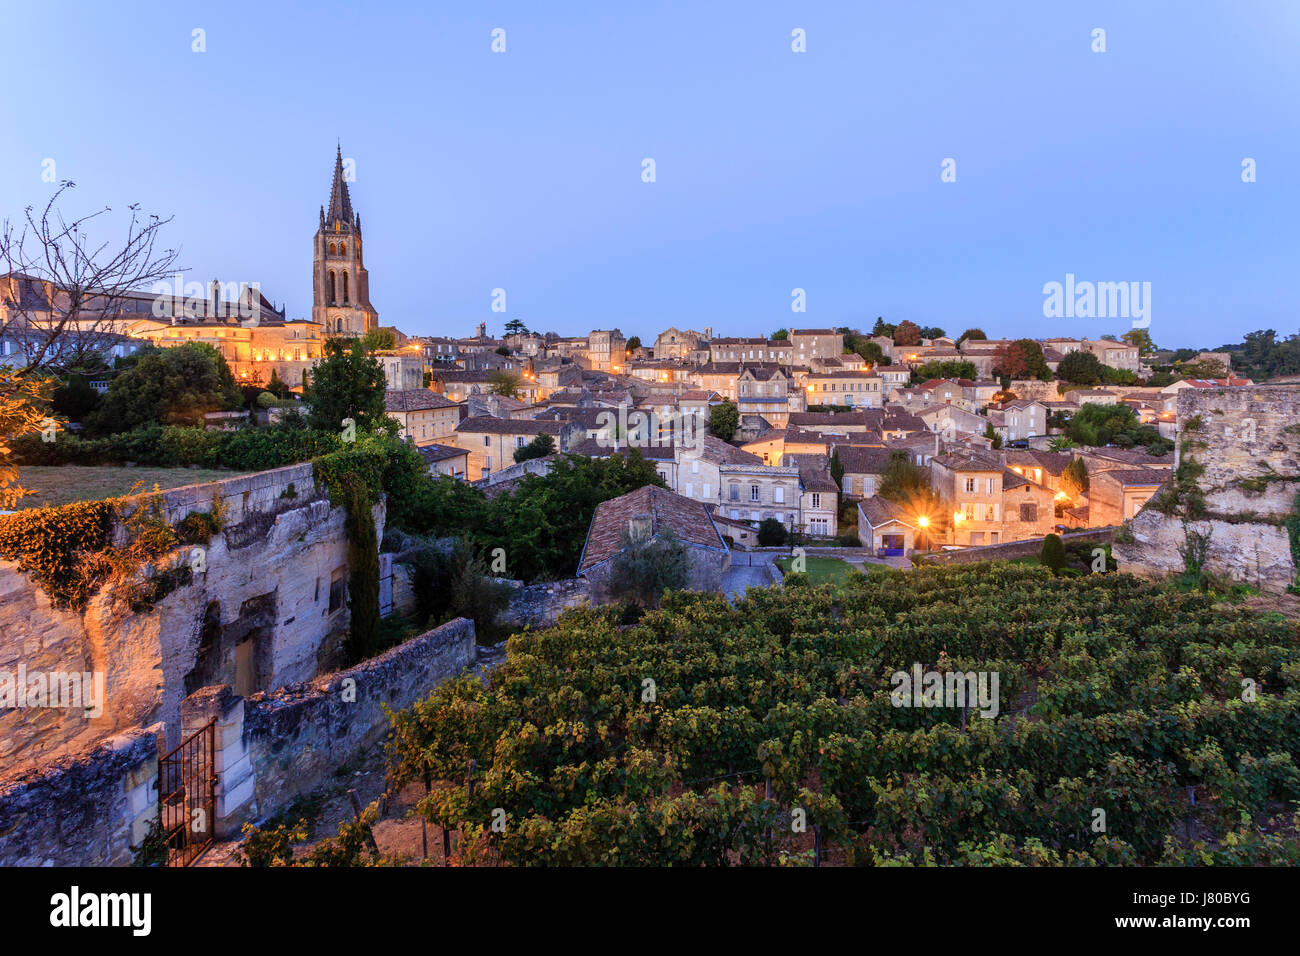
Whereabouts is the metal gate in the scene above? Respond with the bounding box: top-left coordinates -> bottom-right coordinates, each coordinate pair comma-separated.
158,718 -> 217,866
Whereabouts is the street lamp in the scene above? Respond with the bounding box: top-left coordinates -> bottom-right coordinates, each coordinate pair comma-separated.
917,514 -> 930,552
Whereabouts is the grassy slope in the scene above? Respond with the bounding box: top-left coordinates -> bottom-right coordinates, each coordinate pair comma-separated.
12,465 -> 244,510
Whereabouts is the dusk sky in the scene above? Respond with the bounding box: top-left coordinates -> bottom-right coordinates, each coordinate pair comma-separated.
3,0 -> 1297,347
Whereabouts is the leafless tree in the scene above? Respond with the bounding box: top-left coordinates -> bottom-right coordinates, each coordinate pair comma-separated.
0,182 -> 181,397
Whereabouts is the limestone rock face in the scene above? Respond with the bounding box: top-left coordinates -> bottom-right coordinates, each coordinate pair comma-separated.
0,464 -> 385,773
1115,509 -> 1296,591
1112,385 -> 1300,592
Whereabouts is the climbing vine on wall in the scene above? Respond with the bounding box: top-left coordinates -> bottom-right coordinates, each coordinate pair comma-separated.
0,499 -> 115,609
0,484 -> 198,612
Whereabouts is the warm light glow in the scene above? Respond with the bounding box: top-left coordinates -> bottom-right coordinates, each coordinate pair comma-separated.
1055,491 -> 1069,501
953,511 -> 964,524
917,515 -> 930,528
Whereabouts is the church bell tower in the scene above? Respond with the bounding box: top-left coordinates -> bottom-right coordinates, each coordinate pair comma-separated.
313,145 -> 378,336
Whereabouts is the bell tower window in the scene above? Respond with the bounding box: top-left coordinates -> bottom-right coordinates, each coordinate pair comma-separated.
327,271 -> 336,303
342,272 -> 349,304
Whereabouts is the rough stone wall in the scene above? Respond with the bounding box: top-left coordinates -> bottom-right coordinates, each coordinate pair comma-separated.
927,528 -> 1115,565
1114,385 -> 1300,591
496,577 -> 592,628
0,723 -> 162,866
0,463 -> 384,771
187,617 -> 476,836
582,544 -> 727,604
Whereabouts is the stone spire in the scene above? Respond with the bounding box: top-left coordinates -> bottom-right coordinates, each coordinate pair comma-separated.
325,144 -> 354,226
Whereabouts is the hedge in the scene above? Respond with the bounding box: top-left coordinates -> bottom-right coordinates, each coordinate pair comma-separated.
11,423 -> 343,472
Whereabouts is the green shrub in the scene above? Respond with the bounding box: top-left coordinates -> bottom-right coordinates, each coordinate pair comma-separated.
1040,533 -> 1066,572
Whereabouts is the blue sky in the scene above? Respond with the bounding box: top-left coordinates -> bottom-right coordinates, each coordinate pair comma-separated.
2,1 -> 1297,347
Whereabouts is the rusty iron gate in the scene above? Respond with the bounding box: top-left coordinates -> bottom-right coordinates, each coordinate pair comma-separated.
158,719 -> 217,866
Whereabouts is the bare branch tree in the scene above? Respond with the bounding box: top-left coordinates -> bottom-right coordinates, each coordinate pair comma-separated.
0,182 -> 181,396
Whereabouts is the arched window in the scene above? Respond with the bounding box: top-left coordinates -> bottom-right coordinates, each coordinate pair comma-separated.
327,270 -> 336,303
329,242 -> 336,255
342,272 -> 349,304
340,243 -> 346,256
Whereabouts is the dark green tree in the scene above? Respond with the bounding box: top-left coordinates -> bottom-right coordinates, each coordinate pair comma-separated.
306,337 -> 390,434
50,374 -> 101,422
489,370 -> 522,398
1057,350 -> 1105,385
1040,533 -> 1066,572
514,433 -> 555,462
360,327 -> 397,352
89,341 -> 241,433
708,400 -> 739,441
757,517 -> 788,546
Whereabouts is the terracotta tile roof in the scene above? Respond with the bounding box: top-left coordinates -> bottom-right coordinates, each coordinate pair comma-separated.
932,450 -> 1004,471
858,495 -> 915,528
695,435 -> 763,466
578,485 -> 726,573
455,416 -> 567,436
1003,449 -> 1072,474
1097,467 -> 1168,487
787,454 -> 839,493
1001,468 -> 1030,490
416,443 -> 468,464
833,445 -> 896,475
385,390 -> 460,412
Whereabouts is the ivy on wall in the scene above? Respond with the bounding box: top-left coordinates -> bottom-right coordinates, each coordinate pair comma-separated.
0,499 -> 115,609
0,485 -> 198,612
313,443 -> 386,663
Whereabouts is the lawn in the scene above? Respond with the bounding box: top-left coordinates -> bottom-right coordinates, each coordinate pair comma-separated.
775,556 -> 861,585
10,466 -> 245,510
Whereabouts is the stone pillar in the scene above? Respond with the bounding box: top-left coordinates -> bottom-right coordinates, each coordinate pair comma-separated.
180,684 -> 253,839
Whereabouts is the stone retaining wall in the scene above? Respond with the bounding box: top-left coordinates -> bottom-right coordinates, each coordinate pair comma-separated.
181,617 -> 477,837
0,723 -> 162,866
496,578 -> 592,628
925,528 -> 1116,565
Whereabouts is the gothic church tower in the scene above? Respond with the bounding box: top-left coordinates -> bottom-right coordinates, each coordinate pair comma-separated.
313,145 -> 378,336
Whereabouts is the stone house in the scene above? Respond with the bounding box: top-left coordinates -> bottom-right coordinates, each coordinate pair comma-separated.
786,454 -> 840,536
692,362 -> 742,400
577,485 -> 730,600
987,399 -> 1048,442
857,496 -> 919,555
375,351 -> 426,391
931,449 -> 1054,546
709,337 -> 794,365
1003,449 -> 1074,495
417,442 -> 469,479
914,403 -> 987,439
384,389 -> 461,445
453,416 -> 582,480
652,326 -> 709,361
737,364 -> 800,428
1089,468 -> 1167,525
586,329 -> 626,373
876,364 -> 911,390
799,370 -> 885,407
833,445 -> 895,498
789,328 -> 844,363
718,462 -> 802,527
